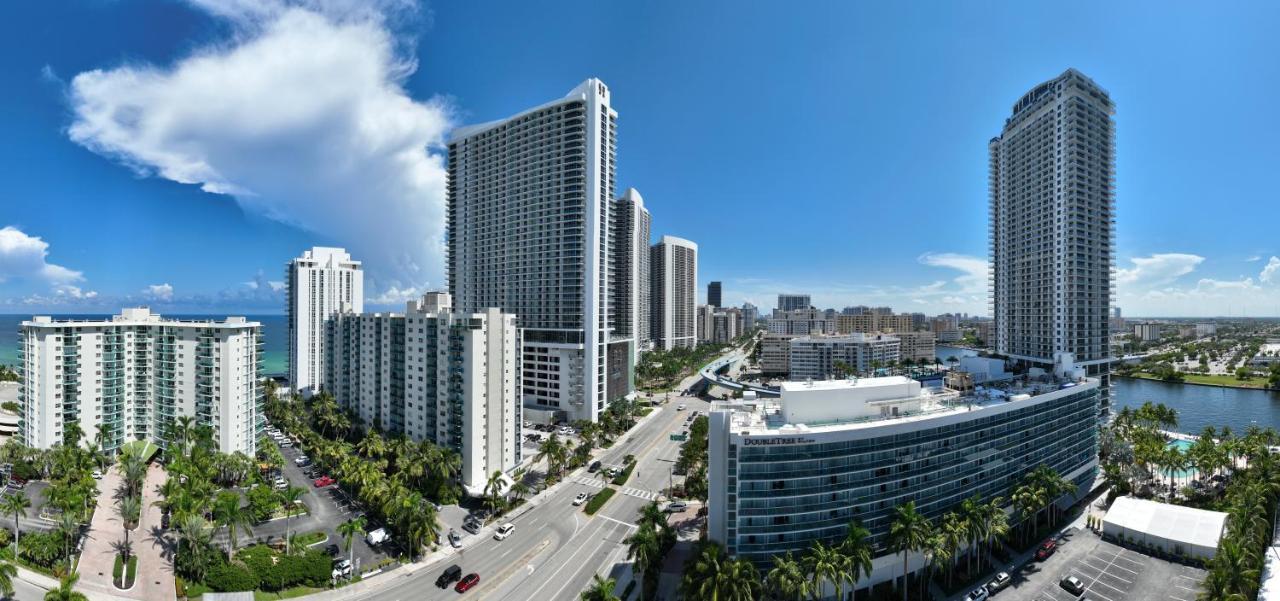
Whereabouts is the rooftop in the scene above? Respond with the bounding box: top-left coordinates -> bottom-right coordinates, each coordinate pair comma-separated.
24,307 -> 258,328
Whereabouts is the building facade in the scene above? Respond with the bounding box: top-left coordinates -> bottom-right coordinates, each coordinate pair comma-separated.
777,294 -> 811,312
287,247 -> 363,396
651,236 -> 698,350
324,294 -> 522,494
895,331 -> 937,363
788,334 -> 901,380
760,333 -> 797,376
741,303 -> 759,332
1133,323 -> 1162,342
19,308 -> 261,455
990,69 -> 1115,407
767,309 -> 835,336
708,376 -> 1100,588
447,79 -> 625,422
613,188 -> 652,359
707,281 -> 722,308
835,313 -> 913,335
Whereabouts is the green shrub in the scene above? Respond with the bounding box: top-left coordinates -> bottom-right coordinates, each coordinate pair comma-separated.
113,555 -> 123,580
612,463 -> 635,486
584,487 -> 616,515
207,562 -> 259,592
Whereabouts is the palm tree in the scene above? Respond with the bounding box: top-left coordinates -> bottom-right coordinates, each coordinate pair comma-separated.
1,492 -> 31,555
115,496 -> 140,561
484,470 -> 508,514
56,512 -> 79,562
841,520 -> 875,591
337,516 -> 366,577
765,551 -> 811,601
580,573 -> 620,601
44,571 -> 88,601
939,511 -> 965,588
0,559 -> 16,598
922,533 -> 950,600
624,525 -> 661,600
981,499 -> 1009,571
803,539 -> 850,601
278,485 -> 305,554
888,501 -> 933,601
959,495 -> 982,575
213,492 -> 253,555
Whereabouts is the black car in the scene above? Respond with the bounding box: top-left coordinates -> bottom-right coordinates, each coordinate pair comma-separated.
588,460 -> 602,473
435,564 -> 462,588
324,544 -> 341,557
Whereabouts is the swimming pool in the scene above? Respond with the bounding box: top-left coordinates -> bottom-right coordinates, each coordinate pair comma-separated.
1163,438 -> 1196,479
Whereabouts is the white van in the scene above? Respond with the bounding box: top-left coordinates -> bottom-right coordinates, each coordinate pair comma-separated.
366,528 -> 389,546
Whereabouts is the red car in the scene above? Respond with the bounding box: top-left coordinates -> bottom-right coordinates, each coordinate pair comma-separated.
454,573 -> 480,593
1035,539 -> 1057,561
313,476 -> 334,488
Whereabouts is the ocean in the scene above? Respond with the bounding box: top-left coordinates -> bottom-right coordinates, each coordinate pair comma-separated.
0,313 -> 288,376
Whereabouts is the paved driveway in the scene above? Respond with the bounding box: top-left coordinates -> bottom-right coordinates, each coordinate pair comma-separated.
76,464 -> 175,601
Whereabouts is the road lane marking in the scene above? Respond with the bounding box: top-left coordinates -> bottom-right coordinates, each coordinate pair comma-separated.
596,514 -> 638,529
517,521 -> 619,601
471,538 -> 550,600
542,522 -> 629,601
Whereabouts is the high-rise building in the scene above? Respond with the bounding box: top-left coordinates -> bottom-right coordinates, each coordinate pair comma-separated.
19,308 -> 261,455
447,79 -> 625,422
651,236 -> 698,350
613,188 -> 652,359
766,309 -> 835,336
707,281 -> 722,308
842,306 -> 870,316
990,69 -> 1115,406
741,303 -> 759,332
759,333 -> 798,376
287,247 -> 363,397
324,294 -> 522,494
835,313 -> 913,335
777,294 -> 811,312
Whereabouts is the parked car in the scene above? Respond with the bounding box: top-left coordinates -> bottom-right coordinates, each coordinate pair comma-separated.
964,588 -> 989,601
324,544 -> 341,557
454,573 -> 480,593
1060,575 -> 1085,595
435,565 -> 462,588
91,470 -> 103,479
314,475 -> 335,487
987,571 -> 1011,593
279,439 -> 293,448
331,558 -> 352,580
366,528 -> 389,546
462,520 -> 481,535
294,455 -> 310,466
573,492 -> 589,506
448,529 -> 462,548
273,477 -> 288,489
1035,539 -> 1057,560
493,523 -> 515,541
677,404 -> 687,411
665,500 -> 689,513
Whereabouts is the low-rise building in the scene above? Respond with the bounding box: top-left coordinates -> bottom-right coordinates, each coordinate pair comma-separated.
895,331 -> 936,363
708,376 -> 1100,589
768,309 -> 835,336
835,313 -> 913,335
788,334 -> 900,380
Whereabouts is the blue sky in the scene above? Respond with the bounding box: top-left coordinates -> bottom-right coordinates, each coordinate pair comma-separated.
2,1 -> 1279,317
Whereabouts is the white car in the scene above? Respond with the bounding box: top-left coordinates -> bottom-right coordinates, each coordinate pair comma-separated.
366,528 -> 389,546
331,558 -> 352,580
665,500 -> 689,513
573,492 -> 589,506
964,588 -> 989,601
987,572 -> 1011,593
294,456 -> 310,466
677,404 -> 687,411
273,477 -> 288,489
448,530 -> 462,548
91,470 -> 103,480
493,523 -> 515,541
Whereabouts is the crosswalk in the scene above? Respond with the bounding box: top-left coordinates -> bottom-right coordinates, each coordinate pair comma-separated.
570,476 -> 658,500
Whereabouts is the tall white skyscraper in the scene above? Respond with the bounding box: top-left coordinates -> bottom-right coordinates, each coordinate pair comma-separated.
287,247 -> 363,397
990,68 -> 1115,406
447,79 -> 626,422
613,188 -> 651,359
19,308 -> 261,455
651,236 -> 698,350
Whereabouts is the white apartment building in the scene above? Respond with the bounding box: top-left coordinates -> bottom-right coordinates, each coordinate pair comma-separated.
895,331 -> 937,363
651,236 -> 698,350
19,308 -> 261,455
614,188 -> 652,359
990,69 -> 1115,405
447,79 -> 627,423
324,293 -> 522,494
287,247 -> 363,397
788,334 -> 901,380
767,309 -> 835,336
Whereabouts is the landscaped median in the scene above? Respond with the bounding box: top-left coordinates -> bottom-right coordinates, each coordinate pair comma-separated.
583,487 -> 616,515
113,553 -> 138,589
611,462 -> 635,486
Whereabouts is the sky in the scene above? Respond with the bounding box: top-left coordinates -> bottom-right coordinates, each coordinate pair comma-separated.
1,1 -> 1279,317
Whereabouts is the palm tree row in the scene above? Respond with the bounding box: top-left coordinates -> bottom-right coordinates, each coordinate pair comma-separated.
1010,465 -> 1073,545
1199,432 -> 1280,601
763,521 -> 874,601
623,501 -> 678,600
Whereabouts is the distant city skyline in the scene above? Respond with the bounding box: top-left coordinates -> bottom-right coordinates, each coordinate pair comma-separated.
3,2 -> 1280,317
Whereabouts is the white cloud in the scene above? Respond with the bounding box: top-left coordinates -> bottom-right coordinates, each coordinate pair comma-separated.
66,2 -> 450,297
918,253 -> 988,294
0,226 -> 83,284
145,283 -> 175,301
1246,255 -> 1262,262
1115,253 -> 1204,288
367,284 -> 422,306
1260,256 -> 1280,284
54,285 -> 97,299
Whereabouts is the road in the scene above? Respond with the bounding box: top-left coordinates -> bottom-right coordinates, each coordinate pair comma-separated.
334,348 -> 732,601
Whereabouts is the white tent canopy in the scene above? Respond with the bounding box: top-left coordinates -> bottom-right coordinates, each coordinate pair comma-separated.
1102,496 -> 1227,560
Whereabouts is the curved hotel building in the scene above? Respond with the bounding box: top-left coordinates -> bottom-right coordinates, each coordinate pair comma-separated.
708,375 -> 1099,589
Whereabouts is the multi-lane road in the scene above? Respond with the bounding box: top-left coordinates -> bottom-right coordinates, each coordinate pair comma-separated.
336,354 -> 727,601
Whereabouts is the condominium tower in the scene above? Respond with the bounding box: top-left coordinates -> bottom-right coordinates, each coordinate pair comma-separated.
777,294 -> 811,312
650,236 -> 698,350
324,293 -> 522,493
447,79 -> 627,422
707,281 -> 722,308
613,188 -> 652,359
990,68 -> 1115,405
19,308 -> 261,454
287,247 -> 363,397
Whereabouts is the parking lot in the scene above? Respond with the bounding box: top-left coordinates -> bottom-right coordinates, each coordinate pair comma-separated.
992,528 -> 1205,601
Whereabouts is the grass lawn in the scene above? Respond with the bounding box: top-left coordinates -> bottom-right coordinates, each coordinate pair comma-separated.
584,487 -> 616,515
296,530 -> 328,546
254,587 -> 324,601
121,439 -> 160,461
1126,372 -> 1271,389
